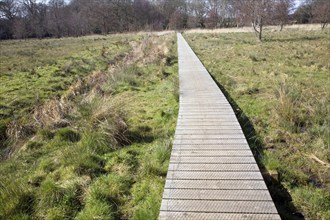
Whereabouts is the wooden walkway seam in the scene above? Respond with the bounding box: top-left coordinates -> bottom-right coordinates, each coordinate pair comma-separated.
158,33 -> 280,219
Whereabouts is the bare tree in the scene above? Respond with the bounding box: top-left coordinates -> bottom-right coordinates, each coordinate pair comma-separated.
47,0 -> 66,37
132,0 -> 152,30
3,0 -> 326,40
206,0 -> 221,28
157,0 -> 187,29
18,0 -> 48,38
0,0 -> 18,21
0,0 -> 19,38
188,0 -> 208,28
312,0 -> 330,29
273,0 -> 294,31
238,0 -> 273,41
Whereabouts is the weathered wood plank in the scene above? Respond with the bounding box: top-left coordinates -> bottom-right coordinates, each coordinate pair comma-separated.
176,123 -> 241,127
175,129 -> 244,135
177,118 -> 239,123
159,212 -> 281,220
175,125 -> 242,130
166,171 -> 263,180
173,139 -> 248,145
169,156 -> 256,164
164,179 -> 268,190
162,189 -> 273,201
174,134 -> 246,139
170,150 -> 253,157
172,145 -> 250,150
168,163 -> 260,171
160,200 -> 278,214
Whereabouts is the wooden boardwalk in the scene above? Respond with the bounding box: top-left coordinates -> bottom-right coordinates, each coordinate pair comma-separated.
159,33 -> 280,219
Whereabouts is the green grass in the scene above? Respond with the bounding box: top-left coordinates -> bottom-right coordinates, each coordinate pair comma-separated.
184,29 -> 330,220
0,34 -> 140,150
0,33 -> 178,219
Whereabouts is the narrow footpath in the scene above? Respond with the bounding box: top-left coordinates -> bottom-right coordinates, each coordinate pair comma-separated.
159,33 -> 280,220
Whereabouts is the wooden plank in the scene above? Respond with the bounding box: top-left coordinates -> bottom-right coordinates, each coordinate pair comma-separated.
177,119 -> 239,123
176,121 -> 241,126
176,116 -> 237,120
178,112 -> 235,115
171,150 -> 253,157
178,115 -> 237,119
174,134 -> 246,139
180,99 -> 229,101
160,200 -> 278,214
175,129 -> 244,134
164,179 -> 268,190
179,102 -> 230,105
173,139 -> 248,145
178,105 -> 232,109
159,212 -> 281,220
178,108 -> 234,112
178,114 -> 236,117
169,156 -> 256,164
179,110 -> 233,113
172,145 -> 250,150
179,103 -> 231,106
175,125 -> 242,130
166,171 -> 263,180
168,163 -> 260,171
162,189 -> 273,201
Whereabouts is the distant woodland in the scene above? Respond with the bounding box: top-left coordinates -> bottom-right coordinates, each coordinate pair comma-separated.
0,0 -> 329,39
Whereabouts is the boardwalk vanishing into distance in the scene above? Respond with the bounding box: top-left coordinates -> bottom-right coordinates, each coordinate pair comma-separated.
159,33 -> 280,220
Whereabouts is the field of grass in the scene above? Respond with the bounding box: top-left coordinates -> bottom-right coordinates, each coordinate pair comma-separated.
0,35 -> 140,151
184,30 -> 330,220
0,33 -> 178,219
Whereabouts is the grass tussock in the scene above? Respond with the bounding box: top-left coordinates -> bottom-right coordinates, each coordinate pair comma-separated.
185,29 -> 330,220
0,33 -> 178,219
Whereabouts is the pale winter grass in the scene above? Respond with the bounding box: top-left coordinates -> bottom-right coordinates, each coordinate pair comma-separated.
185,23 -> 330,34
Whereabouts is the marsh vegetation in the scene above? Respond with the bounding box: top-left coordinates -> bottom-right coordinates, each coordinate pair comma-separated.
185,29 -> 330,220
0,33 -> 178,219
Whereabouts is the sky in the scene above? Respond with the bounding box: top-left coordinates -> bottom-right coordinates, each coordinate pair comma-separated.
294,0 -> 305,7
35,0 -> 305,9
36,0 -> 305,5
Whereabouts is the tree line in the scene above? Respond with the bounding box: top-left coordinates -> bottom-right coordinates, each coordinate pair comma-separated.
0,0 -> 329,40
